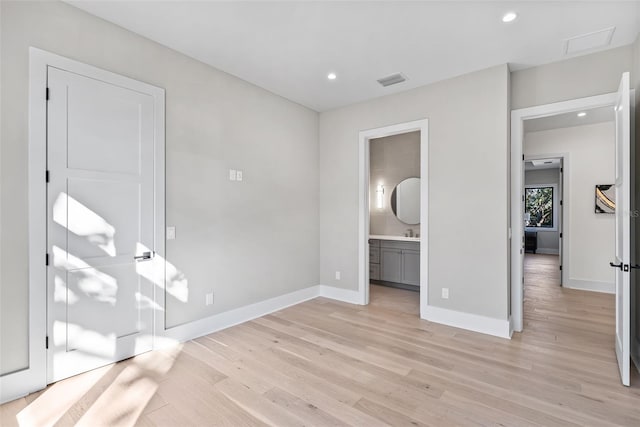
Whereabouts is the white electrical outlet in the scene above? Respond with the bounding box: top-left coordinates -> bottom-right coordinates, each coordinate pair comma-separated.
236,170 -> 243,181
442,288 -> 449,299
229,169 -> 237,181
335,271 -> 341,280
205,292 -> 214,306
166,226 -> 176,240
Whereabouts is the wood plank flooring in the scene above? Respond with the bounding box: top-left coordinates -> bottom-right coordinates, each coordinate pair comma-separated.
2,254 -> 639,426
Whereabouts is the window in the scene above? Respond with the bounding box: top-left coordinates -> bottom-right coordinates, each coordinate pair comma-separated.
525,184 -> 558,231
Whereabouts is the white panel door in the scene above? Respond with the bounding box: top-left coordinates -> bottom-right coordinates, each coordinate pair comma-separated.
612,72 -> 631,386
47,66 -> 155,382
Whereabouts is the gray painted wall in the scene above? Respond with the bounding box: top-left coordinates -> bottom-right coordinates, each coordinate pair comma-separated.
524,168 -> 561,252
525,123 -> 615,288
511,44 -> 633,110
319,65 -> 510,320
369,132 -> 421,237
0,1 -> 319,375
633,34 -> 640,354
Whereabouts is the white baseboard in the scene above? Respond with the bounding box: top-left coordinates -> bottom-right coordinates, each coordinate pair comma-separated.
318,285 -> 364,305
564,279 -> 614,294
157,285 -> 321,346
0,367 -> 45,405
536,248 -> 559,255
0,283 -> 516,404
423,305 -> 511,339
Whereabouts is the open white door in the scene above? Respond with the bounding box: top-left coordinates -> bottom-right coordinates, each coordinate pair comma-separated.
612,72 -> 631,386
558,161 -> 564,286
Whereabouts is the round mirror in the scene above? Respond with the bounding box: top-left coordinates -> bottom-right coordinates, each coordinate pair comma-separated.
390,177 -> 420,225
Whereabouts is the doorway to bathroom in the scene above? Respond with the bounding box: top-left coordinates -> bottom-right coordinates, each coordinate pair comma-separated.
358,119 -> 428,318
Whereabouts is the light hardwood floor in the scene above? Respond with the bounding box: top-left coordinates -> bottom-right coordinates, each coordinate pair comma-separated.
2,255 -> 639,426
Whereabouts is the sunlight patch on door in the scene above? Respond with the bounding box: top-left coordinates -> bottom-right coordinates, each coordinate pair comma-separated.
53,246 -> 118,305
53,192 -> 116,256
135,242 -> 189,303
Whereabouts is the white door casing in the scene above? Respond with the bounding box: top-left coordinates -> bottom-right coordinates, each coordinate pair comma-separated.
613,72 -> 631,387
0,48 -> 164,404
358,119 -> 429,316
47,66 -> 157,382
510,92 -> 618,334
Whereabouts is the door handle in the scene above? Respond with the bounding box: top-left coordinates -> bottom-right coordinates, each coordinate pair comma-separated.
610,262 -> 623,270
134,251 -> 153,262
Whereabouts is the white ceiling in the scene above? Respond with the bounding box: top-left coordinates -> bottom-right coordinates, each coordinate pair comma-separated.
524,105 -> 614,133
68,1 -> 640,112
525,159 -> 561,171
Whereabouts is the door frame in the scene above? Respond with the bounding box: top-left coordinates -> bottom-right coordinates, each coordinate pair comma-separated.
358,119 -> 429,316
523,153 -> 568,285
510,93 -> 616,333
0,48 -> 164,402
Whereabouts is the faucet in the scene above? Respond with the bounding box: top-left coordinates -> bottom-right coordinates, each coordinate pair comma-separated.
407,229 -> 414,237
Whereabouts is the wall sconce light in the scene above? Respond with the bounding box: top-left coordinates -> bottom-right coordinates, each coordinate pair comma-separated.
376,184 -> 385,209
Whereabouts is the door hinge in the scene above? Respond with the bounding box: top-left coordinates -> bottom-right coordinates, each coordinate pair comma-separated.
45,253 -> 49,266
560,200 -> 563,206
559,265 -> 563,271
560,233 -> 563,238
522,155 -> 525,161
45,336 -> 49,349
45,170 -> 50,183
560,167 -> 563,173
46,87 -> 50,101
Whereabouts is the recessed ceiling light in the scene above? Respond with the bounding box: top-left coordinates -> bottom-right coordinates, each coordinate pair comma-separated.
327,73 -> 337,80
577,112 -> 587,117
502,12 -> 518,23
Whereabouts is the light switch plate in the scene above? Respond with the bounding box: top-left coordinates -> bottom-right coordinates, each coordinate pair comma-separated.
229,169 -> 237,181
442,288 -> 449,299
236,170 -> 243,181
335,271 -> 341,280
167,226 -> 176,240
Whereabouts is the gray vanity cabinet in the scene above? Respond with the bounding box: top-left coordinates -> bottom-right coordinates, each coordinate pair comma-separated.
369,239 -> 381,280
401,249 -> 420,286
369,239 -> 420,288
380,248 -> 403,283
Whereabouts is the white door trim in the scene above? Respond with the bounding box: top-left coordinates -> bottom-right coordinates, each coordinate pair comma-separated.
0,48 -> 165,404
358,119 -> 429,316
524,153 -> 569,284
510,93 -> 617,334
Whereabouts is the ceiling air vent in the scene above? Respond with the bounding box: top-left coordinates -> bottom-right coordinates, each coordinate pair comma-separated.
377,73 -> 407,87
563,27 -> 615,56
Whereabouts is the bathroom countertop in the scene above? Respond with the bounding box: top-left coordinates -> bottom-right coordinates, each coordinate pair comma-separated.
369,234 -> 420,242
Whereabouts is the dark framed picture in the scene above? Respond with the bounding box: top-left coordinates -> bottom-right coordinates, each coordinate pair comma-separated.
595,184 -> 615,214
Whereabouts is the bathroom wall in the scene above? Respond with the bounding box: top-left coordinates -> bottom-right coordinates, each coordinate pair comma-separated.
369,131 -> 420,237
524,168 -> 561,253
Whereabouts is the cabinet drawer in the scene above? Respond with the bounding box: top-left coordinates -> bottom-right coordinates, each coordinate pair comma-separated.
379,240 -> 420,251
369,263 -> 380,280
369,246 -> 380,264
